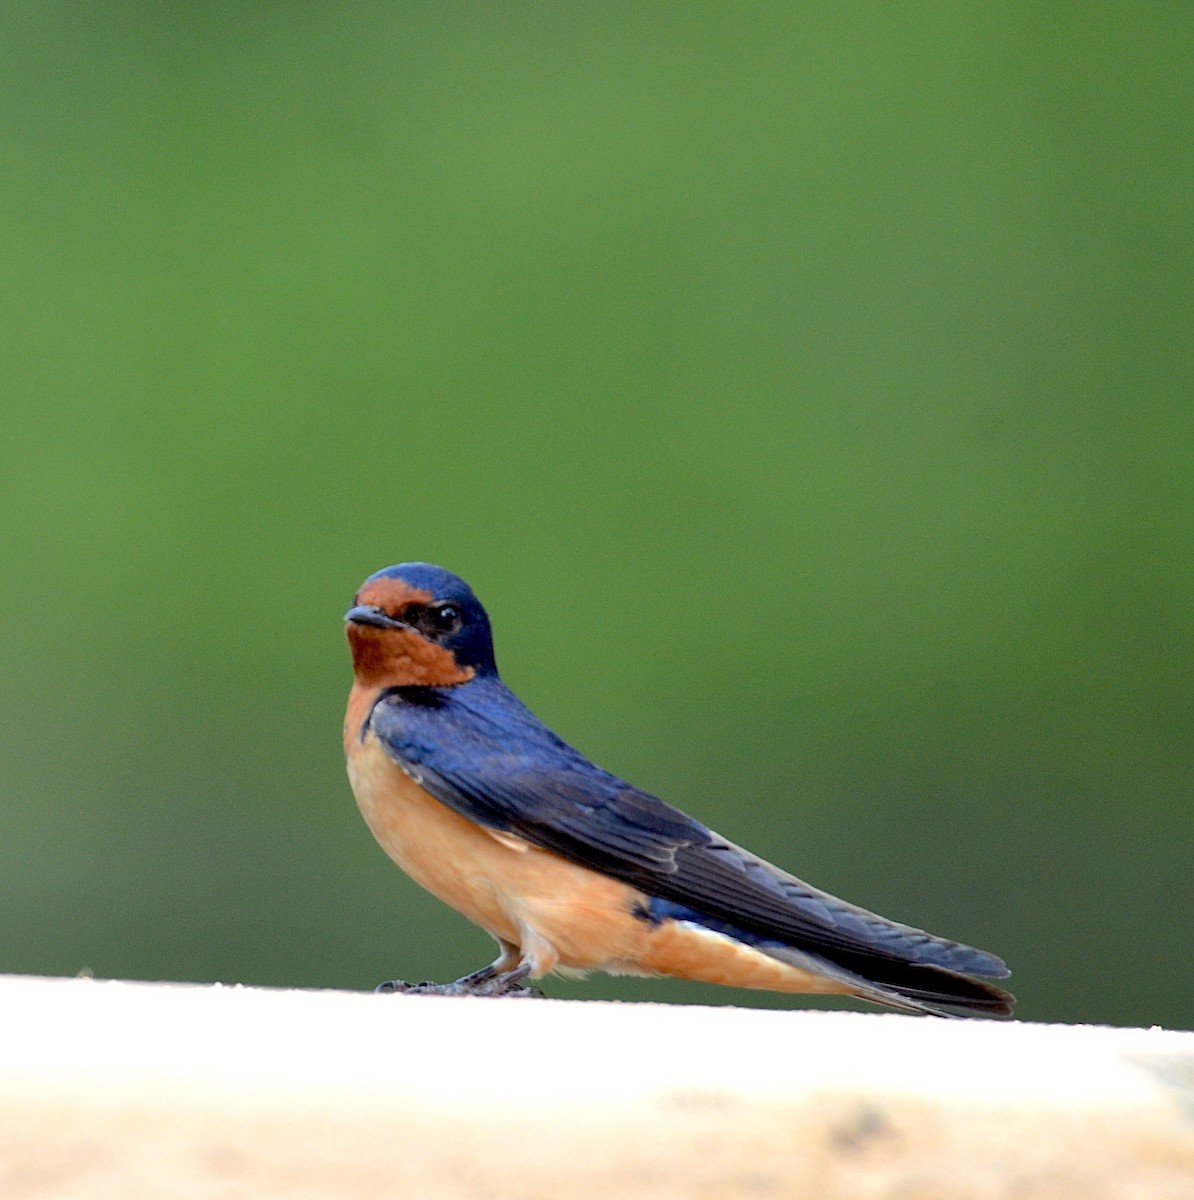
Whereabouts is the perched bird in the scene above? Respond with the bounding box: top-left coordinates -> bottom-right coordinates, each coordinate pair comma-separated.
344,562 -> 1013,1017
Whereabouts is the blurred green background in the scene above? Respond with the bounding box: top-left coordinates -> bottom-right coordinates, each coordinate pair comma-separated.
2,5 -> 1190,1029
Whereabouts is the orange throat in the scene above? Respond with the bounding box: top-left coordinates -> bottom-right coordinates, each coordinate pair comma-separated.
346,624 -> 475,689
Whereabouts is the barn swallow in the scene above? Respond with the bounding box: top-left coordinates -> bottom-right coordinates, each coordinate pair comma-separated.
344,562 -> 1014,1017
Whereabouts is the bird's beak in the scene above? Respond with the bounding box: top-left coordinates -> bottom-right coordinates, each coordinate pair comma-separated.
344,604 -> 405,630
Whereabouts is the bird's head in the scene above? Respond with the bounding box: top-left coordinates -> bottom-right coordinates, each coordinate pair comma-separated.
344,562 -> 496,688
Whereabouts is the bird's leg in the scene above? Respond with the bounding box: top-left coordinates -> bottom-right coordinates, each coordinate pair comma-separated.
375,942 -> 543,998
445,961 -> 502,989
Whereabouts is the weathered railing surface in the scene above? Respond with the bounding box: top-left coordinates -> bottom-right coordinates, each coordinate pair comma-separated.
1,973 -> 1191,1198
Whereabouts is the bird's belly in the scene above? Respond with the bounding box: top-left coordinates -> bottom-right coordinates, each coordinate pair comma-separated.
627,922 -> 853,995
346,735 -> 651,971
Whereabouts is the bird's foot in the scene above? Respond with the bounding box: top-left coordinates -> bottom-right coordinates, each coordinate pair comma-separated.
374,970 -> 542,999
463,974 -> 544,998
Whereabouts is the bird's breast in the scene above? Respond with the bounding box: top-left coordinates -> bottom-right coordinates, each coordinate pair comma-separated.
346,727 -> 526,947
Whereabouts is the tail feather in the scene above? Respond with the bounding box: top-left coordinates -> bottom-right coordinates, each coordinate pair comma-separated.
761,940 -> 1016,1018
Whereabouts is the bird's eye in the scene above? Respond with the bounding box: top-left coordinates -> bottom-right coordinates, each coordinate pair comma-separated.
429,603 -> 462,635
405,602 -> 462,639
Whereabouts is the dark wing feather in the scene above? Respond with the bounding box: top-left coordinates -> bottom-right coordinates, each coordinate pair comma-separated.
369,682 -> 1012,1011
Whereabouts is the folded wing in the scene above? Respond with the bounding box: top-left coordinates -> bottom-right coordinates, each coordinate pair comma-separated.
369,683 -> 1013,1016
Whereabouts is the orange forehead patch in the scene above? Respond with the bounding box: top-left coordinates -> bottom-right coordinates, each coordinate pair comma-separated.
356,577 -> 434,612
